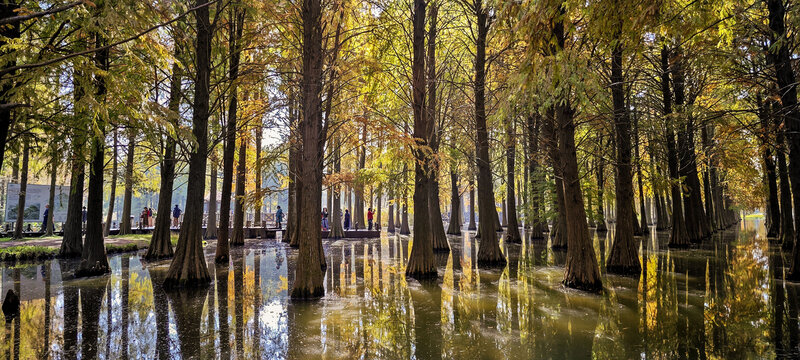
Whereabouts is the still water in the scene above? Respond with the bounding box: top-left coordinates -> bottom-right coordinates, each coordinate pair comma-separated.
0,220 -> 798,359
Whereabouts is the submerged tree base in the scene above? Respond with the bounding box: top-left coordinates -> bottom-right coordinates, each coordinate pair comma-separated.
144,253 -> 174,261
562,278 -> 603,293
406,268 -> 438,280
605,264 -> 641,276
290,285 -> 324,299
75,261 -> 110,278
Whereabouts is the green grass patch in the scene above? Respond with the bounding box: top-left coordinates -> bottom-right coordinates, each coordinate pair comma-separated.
106,243 -> 141,254
0,245 -> 58,262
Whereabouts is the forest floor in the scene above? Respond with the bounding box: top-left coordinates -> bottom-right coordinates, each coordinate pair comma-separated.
0,233 -> 181,263
0,233 -> 164,249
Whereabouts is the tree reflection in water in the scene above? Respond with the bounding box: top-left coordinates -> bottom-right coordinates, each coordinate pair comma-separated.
1,220 -> 799,359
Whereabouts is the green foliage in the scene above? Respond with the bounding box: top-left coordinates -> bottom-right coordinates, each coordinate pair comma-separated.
0,246 -> 58,262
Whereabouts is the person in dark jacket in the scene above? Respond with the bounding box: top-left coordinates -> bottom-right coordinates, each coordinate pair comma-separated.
275,206 -> 284,229
41,204 -> 50,232
172,205 -> 182,228
344,209 -> 351,230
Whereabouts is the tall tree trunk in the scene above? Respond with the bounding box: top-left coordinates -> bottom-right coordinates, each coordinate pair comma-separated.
776,111 -> 794,247
548,108 -> 569,248
217,7 -> 245,259
285,86 -> 298,244
76,127 -> 109,276
119,129 -> 135,235
376,186 -> 382,230
0,0 -> 20,172
330,138 -> 344,238
474,0 -> 504,266
634,105 -> 649,235
559,103 -> 601,291
505,117 -> 521,243
356,126 -> 367,230
759,99 -> 780,238
254,125 -> 262,226
549,10 -> 601,291
701,125 -> 716,231
400,166 -> 411,235
406,0 -> 437,278
60,94 -> 85,257
426,3 -> 448,252
147,61 -> 182,260
468,162 -> 476,231
231,128 -> 247,246
595,147 -> 608,232
387,201 -> 395,232
12,137 -> 28,239
662,46 -> 690,248
291,0 -> 326,298
76,30 -> 110,277
607,39 -> 640,275
649,139 -> 669,231
103,130 -> 117,237
673,51 -> 711,242
207,160 -> 218,238
164,0 -> 213,287
446,169 -> 461,235
46,145 -> 58,236
527,114 -> 545,239
501,199 -> 507,227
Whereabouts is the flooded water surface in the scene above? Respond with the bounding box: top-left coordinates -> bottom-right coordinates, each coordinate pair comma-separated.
1,220 -> 798,359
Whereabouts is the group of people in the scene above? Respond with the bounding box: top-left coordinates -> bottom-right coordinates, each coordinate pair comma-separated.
331,208 -> 375,231
136,204 -> 182,229
139,207 -> 154,228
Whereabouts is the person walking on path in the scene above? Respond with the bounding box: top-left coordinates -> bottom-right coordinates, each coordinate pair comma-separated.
172,205 -> 182,228
41,204 -> 50,232
275,206 -> 284,229
322,208 -> 329,230
367,208 -> 374,230
344,209 -> 351,230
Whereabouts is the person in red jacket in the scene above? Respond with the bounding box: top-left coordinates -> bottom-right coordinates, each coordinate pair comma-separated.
367,208 -> 374,230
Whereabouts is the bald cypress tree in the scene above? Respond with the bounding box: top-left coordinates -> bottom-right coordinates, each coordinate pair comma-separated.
163,0 -> 213,288
406,0 -> 438,278
606,32 -> 640,275
291,0 -> 327,298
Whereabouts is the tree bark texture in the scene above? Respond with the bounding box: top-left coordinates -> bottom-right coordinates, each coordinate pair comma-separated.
607,41 -> 640,275
474,1 -> 504,266
163,0 -> 212,287
406,0 -> 438,278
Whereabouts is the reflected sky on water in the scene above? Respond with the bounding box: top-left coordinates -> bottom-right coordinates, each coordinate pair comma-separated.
0,219 -> 798,359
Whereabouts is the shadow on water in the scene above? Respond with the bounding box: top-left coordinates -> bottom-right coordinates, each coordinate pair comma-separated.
1,219 -> 799,359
